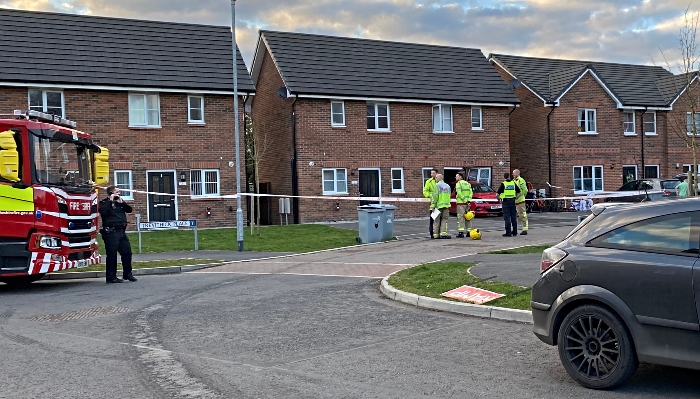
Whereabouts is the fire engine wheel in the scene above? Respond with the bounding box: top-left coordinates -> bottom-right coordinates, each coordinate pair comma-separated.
0,274 -> 46,285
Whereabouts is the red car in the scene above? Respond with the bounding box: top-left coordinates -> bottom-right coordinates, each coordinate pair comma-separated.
449,181 -> 502,216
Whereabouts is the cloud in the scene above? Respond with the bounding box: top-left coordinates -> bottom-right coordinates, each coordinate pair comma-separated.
2,0 -> 700,72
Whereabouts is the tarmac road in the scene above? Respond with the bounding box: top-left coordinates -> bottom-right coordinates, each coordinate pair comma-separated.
2,226 -> 699,399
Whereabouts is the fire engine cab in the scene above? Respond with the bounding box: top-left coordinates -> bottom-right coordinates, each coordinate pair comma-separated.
0,110 -> 109,285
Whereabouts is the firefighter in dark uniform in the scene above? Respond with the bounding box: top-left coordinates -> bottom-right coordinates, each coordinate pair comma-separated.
99,186 -> 136,283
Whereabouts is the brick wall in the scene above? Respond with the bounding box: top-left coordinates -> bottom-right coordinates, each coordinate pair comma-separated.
1,85 -> 247,229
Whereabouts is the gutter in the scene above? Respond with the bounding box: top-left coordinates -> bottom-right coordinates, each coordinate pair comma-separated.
641,107 -> 647,178
291,95 -> 299,224
546,104 -> 556,198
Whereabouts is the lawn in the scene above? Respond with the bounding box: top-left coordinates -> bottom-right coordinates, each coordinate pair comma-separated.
55,259 -> 224,273
97,224 -> 360,254
388,262 -> 531,310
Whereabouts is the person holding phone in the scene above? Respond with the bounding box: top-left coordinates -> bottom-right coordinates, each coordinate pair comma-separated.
99,186 -> 136,283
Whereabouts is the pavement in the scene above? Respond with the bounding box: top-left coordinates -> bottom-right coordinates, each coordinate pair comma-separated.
45,212 -> 583,324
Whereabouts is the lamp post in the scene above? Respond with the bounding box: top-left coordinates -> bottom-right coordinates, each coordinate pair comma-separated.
230,0 -> 243,251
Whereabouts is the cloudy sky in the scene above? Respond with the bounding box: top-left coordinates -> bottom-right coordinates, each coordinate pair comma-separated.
2,0 -> 700,72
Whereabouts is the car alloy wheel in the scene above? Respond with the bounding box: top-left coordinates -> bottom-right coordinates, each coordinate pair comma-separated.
557,304 -> 638,389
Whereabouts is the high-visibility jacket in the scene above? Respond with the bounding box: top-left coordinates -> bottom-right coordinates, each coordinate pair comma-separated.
500,180 -> 517,199
423,177 -> 437,209
514,177 -> 527,203
455,180 -> 473,204
432,181 -> 451,209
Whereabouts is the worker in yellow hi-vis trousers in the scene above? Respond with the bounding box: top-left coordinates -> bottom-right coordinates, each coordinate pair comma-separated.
513,169 -> 529,235
455,172 -> 473,238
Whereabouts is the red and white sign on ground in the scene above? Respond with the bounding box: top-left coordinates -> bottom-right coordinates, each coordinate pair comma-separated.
441,285 -> 505,305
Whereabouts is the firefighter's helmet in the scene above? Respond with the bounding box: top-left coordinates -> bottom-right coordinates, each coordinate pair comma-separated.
464,211 -> 475,221
469,229 -> 482,240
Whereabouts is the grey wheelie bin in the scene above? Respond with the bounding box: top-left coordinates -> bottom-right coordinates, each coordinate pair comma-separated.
375,204 -> 397,240
357,206 -> 384,243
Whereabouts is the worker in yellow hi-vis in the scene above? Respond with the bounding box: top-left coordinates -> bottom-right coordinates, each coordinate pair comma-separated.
512,169 -> 529,235
455,172 -> 473,238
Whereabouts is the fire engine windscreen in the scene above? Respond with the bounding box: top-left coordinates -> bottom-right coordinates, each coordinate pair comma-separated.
32,134 -> 91,188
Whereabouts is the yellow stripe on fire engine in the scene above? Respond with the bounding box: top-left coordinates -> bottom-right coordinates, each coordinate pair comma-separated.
0,184 -> 34,212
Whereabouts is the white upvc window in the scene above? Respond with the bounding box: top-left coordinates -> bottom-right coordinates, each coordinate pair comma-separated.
623,111 -> 635,135
367,102 -> 390,131
644,165 -> 659,178
432,104 -> 453,132
129,93 -> 161,127
391,168 -> 404,193
29,89 -> 64,117
188,95 -> 205,124
578,108 -> 597,134
331,101 -> 345,126
573,165 -> 603,193
686,112 -> 700,135
422,167 -> 433,187
471,107 -> 482,130
322,168 -> 348,194
643,112 -> 656,135
114,170 -> 134,200
190,169 -> 220,197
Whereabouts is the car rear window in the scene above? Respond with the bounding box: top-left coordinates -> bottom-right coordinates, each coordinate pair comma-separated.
661,180 -> 679,190
589,211 -> 700,256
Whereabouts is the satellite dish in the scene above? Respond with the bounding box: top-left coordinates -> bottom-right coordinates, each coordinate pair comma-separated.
508,79 -> 521,90
276,87 -> 288,99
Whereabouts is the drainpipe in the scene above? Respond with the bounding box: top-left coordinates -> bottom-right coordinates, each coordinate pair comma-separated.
641,107 -> 647,178
546,104 -> 555,198
291,95 -> 299,224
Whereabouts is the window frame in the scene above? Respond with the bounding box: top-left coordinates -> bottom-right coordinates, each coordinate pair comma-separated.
578,108 -> 597,134
622,165 -> 638,183
322,168 -> 348,195
643,111 -> 657,135
471,106 -> 483,130
391,168 -> 405,193
331,101 -> 345,127
644,165 -> 659,179
366,102 -> 390,131
188,95 -> 205,124
687,112 -> 700,136
113,170 -> 134,200
623,111 -> 636,135
432,104 -> 453,133
189,169 -> 220,198
573,165 -> 604,194
28,89 -> 65,118
128,93 -> 161,128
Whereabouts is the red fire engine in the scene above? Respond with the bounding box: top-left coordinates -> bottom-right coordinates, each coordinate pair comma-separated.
0,110 -> 109,285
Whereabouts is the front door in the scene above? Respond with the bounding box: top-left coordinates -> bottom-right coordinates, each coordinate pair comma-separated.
359,169 -> 380,206
147,171 -> 176,222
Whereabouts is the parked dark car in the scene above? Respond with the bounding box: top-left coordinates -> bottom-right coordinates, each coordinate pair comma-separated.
531,199 -> 700,389
607,178 -> 679,202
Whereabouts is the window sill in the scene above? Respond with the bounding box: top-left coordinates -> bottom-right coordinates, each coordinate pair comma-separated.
578,132 -> 598,135
644,133 -> 658,136
188,122 -> 206,125
129,125 -> 162,130
323,192 -> 349,196
190,196 -> 222,201
367,129 -> 391,133
433,131 -> 454,134
623,133 -> 637,136
391,191 -> 406,194
331,125 -> 346,128
471,128 -> 484,131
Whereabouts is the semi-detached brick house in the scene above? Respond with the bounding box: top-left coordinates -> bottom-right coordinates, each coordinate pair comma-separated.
250,31 -> 520,224
489,53 -> 699,199
0,9 -> 255,229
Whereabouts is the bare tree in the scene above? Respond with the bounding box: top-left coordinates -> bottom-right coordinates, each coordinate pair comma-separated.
662,6 -> 700,196
244,114 -> 272,234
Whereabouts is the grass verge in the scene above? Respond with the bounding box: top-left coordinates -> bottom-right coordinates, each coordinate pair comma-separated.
55,259 -> 223,273
387,262 -> 531,310
97,224 -> 360,254
485,244 -> 552,255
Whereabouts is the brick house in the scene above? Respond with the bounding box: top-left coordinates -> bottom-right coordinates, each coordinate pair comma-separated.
250,31 -> 519,224
489,53 -> 697,198
0,9 -> 255,228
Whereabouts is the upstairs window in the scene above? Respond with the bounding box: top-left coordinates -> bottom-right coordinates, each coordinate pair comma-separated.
129,93 -> 161,127
432,104 -> 453,132
29,89 -> 64,117
471,107 -> 482,130
331,101 -> 345,126
578,108 -> 597,134
188,96 -> 205,124
623,111 -> 635,135
643,112 -> 656,135
367,102 -> 389,131
687,112 -> 700,135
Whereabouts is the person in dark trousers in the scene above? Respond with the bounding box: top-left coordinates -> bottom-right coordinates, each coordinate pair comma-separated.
497,173 -> 520,237
99,186 -> 136,283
